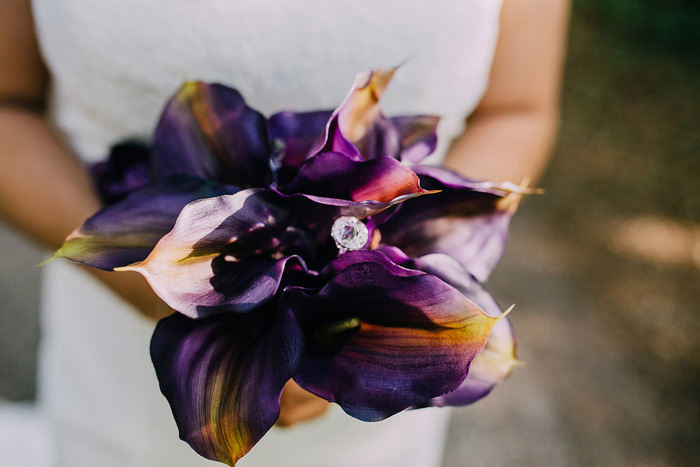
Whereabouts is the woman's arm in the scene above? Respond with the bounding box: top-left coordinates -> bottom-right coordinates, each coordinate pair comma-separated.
0,0 -> 325,426
1,0 -> 325,426
443,0 -> 570,184
0,0 -> 94,247
0,0 -> 170,320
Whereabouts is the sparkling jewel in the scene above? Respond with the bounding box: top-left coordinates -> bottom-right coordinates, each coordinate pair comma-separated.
331,216 -> 369,252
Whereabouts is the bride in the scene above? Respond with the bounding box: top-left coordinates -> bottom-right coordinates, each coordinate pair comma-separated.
0,1 -> 569,465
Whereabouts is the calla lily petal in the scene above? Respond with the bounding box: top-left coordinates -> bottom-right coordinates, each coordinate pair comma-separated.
151,305 -> 304,467
319,248 -> 421,278
380,165 -> 524,283
391,115 -> 440,164
310,69 -> 397,160
90,141 -> 151,205
268,110 -> 333,170
54,175 -> 238,270
353,114 -> 402,161
376,246 -> 503,315
152,82 -> 273,187
411,165 -> 532,195
309,70 -> 439,162
376,246 -> 518,406
283,152 -> 427,203
119,189 -> 311,318
336,68 -> 396,145
285,250 -> 499,422
310,117 -> 362,161
430,316 -> 516,407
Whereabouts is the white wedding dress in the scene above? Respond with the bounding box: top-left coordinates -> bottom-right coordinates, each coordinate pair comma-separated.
32,1 -> 502,465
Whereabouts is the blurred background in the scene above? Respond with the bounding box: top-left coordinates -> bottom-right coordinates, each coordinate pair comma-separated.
1,0 -> 698,465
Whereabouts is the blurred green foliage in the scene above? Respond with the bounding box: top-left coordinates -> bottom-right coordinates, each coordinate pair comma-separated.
575,0 -> 700,56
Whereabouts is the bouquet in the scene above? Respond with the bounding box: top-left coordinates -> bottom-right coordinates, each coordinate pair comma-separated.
54,68 -> 524,466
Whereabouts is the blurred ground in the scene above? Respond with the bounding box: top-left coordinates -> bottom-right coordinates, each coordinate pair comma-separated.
1,6 -> 698,467
444,8 -> 699,467
0,221 -> 42,401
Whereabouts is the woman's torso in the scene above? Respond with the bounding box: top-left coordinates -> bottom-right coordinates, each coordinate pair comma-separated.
33,0 -> 502,163
32,1 -> 502,466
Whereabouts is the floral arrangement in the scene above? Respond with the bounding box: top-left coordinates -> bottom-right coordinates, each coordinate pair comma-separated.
54,69 -> 524,466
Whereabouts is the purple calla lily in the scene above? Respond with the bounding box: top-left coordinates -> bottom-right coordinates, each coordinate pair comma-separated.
55,69 -> 525,466
375,246 -> 518,406
308,68 -> 440,163
151,302 -> 305,466
285,249 -> 504,422
54,175 -> 240,270
90,141 -> 152,205
151,82 -> 273,187
380,164 -> 525,284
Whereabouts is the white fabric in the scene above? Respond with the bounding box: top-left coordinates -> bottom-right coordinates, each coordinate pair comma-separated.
0,400 -> 52,467
32,1 -> 502,465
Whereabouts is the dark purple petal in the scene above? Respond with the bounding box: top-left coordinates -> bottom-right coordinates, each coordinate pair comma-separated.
376,247 -> 518,407
283,152 -> 428,202
151,305 -> 304,466
430,316 -> 516,407
285,250 -> 498,421
376,246 -> 502,316
319,248 -> 421,279
90,141 -> 151,205
391,115 -> 440,164
308,118 -> 362,161
411,165 -> 529,195
354,112 -> 402,159
334,69 -> 395,146
309,69 -> 398,160
380,165 -> 524,283
152,82 -> 272,187
54,175 -> 239,270
305,71 -> 439,163
119,189 -> 313,318
193,255 -> 307,318
268,110 -> 333,170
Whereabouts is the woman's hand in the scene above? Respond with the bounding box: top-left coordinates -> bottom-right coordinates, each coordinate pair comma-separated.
276,380 -> 330,427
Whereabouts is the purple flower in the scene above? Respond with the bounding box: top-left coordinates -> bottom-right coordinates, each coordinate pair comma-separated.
55,71 -> 523,466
